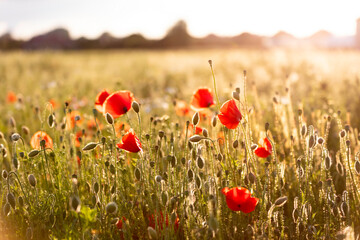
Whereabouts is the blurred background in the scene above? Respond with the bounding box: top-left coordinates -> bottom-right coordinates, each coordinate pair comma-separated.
1,0 -> 360,50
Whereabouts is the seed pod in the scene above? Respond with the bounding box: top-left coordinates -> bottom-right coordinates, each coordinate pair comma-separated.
158,130 -> 165,138
3,202 -> 10,216
325,156 -> 331,170
11,133 -> 20,142
248,172 -> 256,184
354,161 -> 360,175
196,156 -> 205,169
2,170 -> 8,179
232,91 -> 240,101
134,168 -> 141,181
192,112 -> 200,126
170,156 -> 176,167
147,227 -> 157,239
346,140 -> 350,148
105,202 -> 118,215
187,169 -> 194,181
195,175 -> 202,188
132,101 -> 140,113
251,144 -> 258,150
217,153 -> 223,161
70,195 -> 81,212
105,113 -> 114,125
189,135 -> 204,143
211,116 -> 217,127
336,162 -> 344,176
7,193 -> 16,209
274,196 -> 288,207
48,114 -> 55,128
28,174 -> 36,187
155,175 -> 162,183
317,137 -> 324,145
82,142 -> 98,151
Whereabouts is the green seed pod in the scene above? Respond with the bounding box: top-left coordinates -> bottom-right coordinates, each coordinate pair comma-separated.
82,142 -> 98,151
132,101 -> 140,113
134,168 -> 141,181
7,192 -> 16,209
28,174 -> 36,187
105,202 -> 118,215
105,112 -> 114,125
274,196 -> 288,207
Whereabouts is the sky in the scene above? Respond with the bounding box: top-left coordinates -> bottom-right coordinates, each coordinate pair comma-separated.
0,0 -> 360,40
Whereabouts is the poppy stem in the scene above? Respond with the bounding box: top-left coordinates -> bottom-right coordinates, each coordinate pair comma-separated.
208,60 -> 221,112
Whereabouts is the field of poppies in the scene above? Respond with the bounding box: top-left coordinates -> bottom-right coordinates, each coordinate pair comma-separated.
1,49 -> 360,239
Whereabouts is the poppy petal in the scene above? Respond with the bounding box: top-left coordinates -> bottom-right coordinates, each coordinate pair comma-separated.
116,128 -> 142,153
103,91 -> 134,118
218,99 -> 242,129
95,90 -> 111,113
190,88 -> 214,111
240,197 -> 259,213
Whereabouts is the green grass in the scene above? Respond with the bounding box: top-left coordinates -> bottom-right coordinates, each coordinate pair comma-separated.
1,49 -> 360,239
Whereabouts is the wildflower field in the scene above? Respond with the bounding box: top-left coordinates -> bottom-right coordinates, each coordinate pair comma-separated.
1,49 -> 360,239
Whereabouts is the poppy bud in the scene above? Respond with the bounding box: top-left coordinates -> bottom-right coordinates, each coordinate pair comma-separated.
147,227 -> 158,239
336,162 -> 344,176
70,195 -> 81,212
232,140 -> 239,149
155,175 -> 162,183
208,59 -> 212,67
248,172 -> 256,184
28,174 -> 36,187
192,112 -> 199,126
132,101 -> 140,113
298,109 -> 302,116
354,160 -> 360,175
265,122 -> 270,132
325,156 -> 331,170
7,192 -> 16,209
236,87 -> 240,94
211,116 -> 217,127
93,182 -> 99,194
11,133 -> 20,142
339,130 -> 346,138
202,128 -> 208,138
105,202 -> 118,215
317,137 -> 324,145
48,114 -> 55,128
301,125 -> 307,137
251,144 -> 258,150
134,168 -> 141,181
12,156 -> 19,170
346,140 -> 350,148
40,139 -> 46,148
274,196 -> 288,207
3,203 -> 10,216
308,135 -> 315,148
217,153 -> 223,161
158,130 -> 165,139
9,117 -> 16,128
187,169 -> 194,181
189,135 -> 204,143
344,124 -> 350,132
105,113 -> 114,125
82,142 -> 98,151
18,196 -> 24,207
2,170 -> 8,179
232,91 -> 240,101
101,137 -> 106,145
110,164 -> 116,175
196,156 -> 205,169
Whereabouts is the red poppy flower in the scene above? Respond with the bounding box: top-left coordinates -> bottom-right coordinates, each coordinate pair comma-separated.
7,91 -> 17,103
148,211 -> 179,231
187,123 -> 203,136
190,88 -> 215,111
103,91 -> 134,118
75,131 -> 83,148
30,131 -> 53,149
116,216 -> 127,230
221,187 -> 259,213
48,99 -> 58,109
95,89 -> 111,113
66,110 -> 83,130
218,99 -> 242,129
217,131 -> 225,146
254,137 -> 272,158
117,128 -> 142,153
175,100 -> 191,116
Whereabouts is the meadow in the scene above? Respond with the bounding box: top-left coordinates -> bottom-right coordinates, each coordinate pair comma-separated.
1,49 -> 360,239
